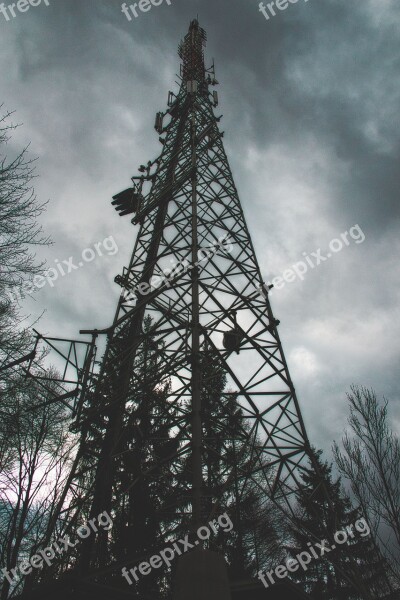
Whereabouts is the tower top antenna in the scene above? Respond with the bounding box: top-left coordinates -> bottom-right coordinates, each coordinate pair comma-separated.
178,19 -> 207,87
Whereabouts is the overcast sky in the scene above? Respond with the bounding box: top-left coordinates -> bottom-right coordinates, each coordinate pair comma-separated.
1,0 -> 399,459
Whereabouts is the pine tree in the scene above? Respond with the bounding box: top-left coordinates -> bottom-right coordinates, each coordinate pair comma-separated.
110,315 -> 175,597
287,450 -> 392,600
172,348 -> 283,580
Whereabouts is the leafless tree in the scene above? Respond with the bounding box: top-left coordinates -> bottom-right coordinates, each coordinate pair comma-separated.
0,374 -> 76,600
0,105 -> 50,367
333,386 -> 400,588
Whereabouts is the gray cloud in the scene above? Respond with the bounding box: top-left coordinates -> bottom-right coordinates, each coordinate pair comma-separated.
1,0 -> 399,459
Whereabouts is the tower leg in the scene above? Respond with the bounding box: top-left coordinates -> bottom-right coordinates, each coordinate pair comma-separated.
174,550 -> 231,600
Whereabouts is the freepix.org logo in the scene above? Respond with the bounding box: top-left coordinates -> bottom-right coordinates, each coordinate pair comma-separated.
120,235 -> 233,302
259,0 -> 309,22
121,0 -> 172,21
258,224 -> 366,296
6,235 -> 119,305
1,511 -> 113,585
121,513 -> 234,584
258,517 -> 371,589
0,0 -> 50,21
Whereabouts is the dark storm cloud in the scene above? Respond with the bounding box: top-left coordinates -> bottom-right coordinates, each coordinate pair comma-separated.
0,0 -> 399,455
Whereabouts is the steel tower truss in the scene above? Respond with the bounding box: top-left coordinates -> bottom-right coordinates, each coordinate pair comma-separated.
23,19 -> 318,581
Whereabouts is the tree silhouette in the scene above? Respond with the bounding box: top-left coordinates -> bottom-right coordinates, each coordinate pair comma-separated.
287,450 -> 392,600
333,386 -> 400,590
